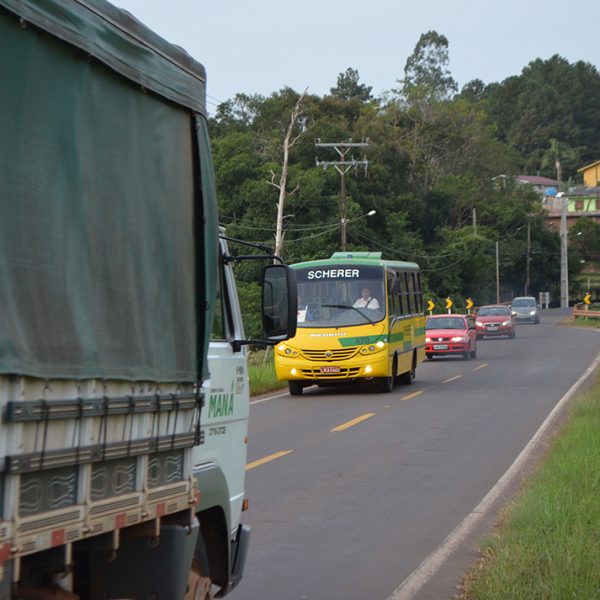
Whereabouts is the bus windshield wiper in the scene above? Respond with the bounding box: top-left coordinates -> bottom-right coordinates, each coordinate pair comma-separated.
322,304 -> 376,325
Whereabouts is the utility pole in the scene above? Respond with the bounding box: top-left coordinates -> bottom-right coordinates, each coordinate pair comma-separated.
496,241 -> 500,303
559,193 -> 569,308
524,220 -> 531,296
472,208 -> 477,237
315,139 -> 368,251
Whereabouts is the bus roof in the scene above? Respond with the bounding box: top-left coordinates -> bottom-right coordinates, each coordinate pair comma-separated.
291,252 -> 420,271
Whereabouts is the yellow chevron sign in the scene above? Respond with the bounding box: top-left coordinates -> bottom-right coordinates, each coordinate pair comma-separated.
466,298 -> 474,310
445,297 -> 453,310
427,299 -> 435,312
584,293 -> 592,305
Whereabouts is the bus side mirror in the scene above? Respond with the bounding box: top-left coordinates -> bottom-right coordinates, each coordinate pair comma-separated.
262,265 -> 298,341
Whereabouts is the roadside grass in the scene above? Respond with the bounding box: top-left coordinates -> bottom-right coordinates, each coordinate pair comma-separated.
459,381 -> 600,599
248,349 -> 285,396
565,316 -> 600,329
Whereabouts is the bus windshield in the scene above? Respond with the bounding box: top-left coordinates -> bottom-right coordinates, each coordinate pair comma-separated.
294,264 -> 386,328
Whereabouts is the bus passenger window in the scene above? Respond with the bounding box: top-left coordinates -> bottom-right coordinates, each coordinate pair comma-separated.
406,272 -> 416,314
387,271 -> 397,316
399,272 -> 409,316
415,272 -> 424,313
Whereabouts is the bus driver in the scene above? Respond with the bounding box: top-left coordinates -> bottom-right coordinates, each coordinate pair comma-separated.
353,287 -> 380,309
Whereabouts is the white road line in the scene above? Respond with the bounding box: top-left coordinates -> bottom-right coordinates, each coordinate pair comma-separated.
387,349 -> 600,600
250,391 -> 289,405
442,375 -> 462,384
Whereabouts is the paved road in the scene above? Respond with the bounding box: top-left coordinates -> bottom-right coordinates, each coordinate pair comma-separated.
230,310 -> 599,600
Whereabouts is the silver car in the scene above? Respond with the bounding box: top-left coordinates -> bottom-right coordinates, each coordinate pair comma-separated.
511,296 -> 540,324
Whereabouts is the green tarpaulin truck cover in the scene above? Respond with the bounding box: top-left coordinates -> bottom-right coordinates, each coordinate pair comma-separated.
0,0 -> 218,382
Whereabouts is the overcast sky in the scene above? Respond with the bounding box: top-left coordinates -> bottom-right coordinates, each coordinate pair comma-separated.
115,0 -> 599,114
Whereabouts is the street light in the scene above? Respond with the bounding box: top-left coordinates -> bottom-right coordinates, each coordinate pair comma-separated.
341,210 -> 376,250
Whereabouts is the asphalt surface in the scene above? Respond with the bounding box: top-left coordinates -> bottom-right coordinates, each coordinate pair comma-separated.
230,309 -> 600,600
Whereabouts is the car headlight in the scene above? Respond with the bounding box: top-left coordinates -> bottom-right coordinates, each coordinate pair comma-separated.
502,320 -> 512,326
476,321 -> 484,327
277,343 -> 298,357
529,310 -> 536,315
425,336 -> 431,343
451,336 -> 467,343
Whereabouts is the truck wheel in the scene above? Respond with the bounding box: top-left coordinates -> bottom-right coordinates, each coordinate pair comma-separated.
186,558 -> 214,600
288,381 -> 304,396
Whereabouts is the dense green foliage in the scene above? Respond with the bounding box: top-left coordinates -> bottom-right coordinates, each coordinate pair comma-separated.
209,32 -> 600,337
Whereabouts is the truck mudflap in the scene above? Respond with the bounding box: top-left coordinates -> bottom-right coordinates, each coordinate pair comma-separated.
88,518 -> 199,600
228,524 -> 251,592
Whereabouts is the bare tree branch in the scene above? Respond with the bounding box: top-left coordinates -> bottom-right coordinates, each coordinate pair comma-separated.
273,88 -> 309,259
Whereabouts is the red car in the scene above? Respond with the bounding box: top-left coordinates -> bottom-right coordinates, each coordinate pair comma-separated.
425,314 -> 477,360
475,304 -> 516,339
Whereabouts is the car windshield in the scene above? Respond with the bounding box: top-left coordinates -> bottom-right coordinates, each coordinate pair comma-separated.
426,317 -> 465,330
511,298 -> 536,307
294,264 -> 386,328
478,306 -> 510,316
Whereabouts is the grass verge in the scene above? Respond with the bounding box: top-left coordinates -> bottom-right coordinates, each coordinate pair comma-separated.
565,316 -> 600,329
459,375 -> 600,599
248,349 -> 285,397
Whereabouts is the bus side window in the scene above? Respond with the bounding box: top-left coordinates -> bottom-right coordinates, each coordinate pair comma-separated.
387,270 -> 397,316
406,272 -> 416,314
399,272 -> 409,316
415,272 -> 424,313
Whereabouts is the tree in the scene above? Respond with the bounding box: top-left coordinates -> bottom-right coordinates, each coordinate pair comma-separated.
401,31 -> 457,101
269,89 -> 310,258
540,138 -> 578,188
485,56 -> 600,178
330,68 -> 373,101
459,79 -> 487,103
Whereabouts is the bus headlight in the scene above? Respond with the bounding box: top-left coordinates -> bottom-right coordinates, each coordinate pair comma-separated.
277,343 -> 298,357
360,341 -> 385,355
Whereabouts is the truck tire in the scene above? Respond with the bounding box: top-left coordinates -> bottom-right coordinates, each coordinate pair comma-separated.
186,558 -> 214,600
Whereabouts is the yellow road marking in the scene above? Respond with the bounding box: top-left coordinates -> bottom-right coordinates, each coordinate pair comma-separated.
331,413 -> 375,432
442,375 -> 462,384
246,450 -> 293,471
402,390 -> 424,400
473,363 -> 489,371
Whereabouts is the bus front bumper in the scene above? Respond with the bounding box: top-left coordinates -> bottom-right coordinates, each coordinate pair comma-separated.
275,352 -> 389,382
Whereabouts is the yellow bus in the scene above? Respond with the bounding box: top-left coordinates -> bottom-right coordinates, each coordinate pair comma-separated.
274,252 -> 426,395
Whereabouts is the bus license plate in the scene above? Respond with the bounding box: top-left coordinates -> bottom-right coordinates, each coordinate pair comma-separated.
433,344 -> 448,350
320,366 -> 340,373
